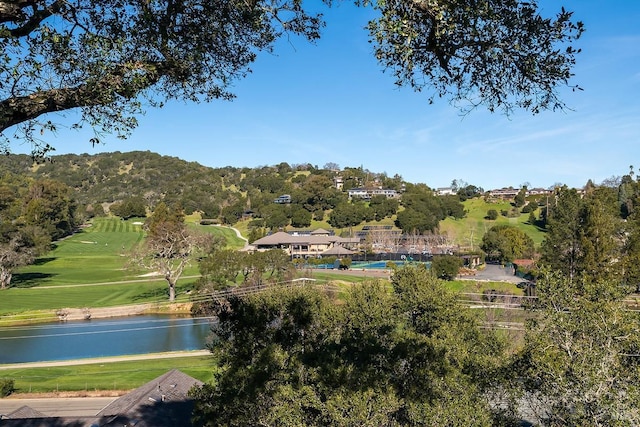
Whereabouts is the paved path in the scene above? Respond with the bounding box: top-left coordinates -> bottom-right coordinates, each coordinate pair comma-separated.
0,349 -> 210,370
459,263 -> 523,283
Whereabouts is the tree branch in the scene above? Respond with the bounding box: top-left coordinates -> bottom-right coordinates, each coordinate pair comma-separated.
0,0 -> 66,38
0,60 -> 169,132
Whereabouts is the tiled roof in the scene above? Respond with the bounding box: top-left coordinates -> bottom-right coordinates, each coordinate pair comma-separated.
253,230 -> 361,247
310,228 -> 330,235
322,245 -> 355,255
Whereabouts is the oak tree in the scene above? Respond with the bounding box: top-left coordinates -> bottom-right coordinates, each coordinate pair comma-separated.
131,202 -> 214,301
513,269 -> 640,426
1,1 -> 583,156
481,224 -> 535,263
191,266 -> 513,426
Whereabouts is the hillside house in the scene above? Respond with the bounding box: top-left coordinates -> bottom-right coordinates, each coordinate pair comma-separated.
436,187 -> 456,196
273,194 -> 292,204
347,187 -> 399,200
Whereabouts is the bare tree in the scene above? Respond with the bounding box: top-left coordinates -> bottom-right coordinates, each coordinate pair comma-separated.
130,203 -> 215,301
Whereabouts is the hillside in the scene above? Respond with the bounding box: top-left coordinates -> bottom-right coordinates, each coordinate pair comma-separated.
0,151 -> 548,248
440,198 -> 546,249
0,151 -> 241,215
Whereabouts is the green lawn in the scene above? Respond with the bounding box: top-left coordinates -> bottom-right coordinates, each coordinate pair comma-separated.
446,279 -> 523,294
14,218 -> 147,287
1,217 -> 241,316
440,198 -> 546,249
0,356 -> 216,393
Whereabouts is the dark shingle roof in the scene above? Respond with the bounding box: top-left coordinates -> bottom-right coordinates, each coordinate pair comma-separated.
5,405 -> 47,419
0,370 -> 204,427
97,369 -> 203,417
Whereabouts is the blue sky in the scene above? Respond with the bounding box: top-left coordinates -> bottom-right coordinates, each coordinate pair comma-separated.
8,1 -> 640,190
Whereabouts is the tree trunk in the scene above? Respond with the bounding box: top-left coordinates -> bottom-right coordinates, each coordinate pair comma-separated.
168,280 -> 176,302
0,268 -> 11,289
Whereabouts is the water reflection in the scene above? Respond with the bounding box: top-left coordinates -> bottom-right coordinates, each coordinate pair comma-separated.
0,315 -> 213,364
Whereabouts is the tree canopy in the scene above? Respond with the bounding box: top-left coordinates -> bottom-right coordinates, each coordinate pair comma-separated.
191,266 -> 512,426
512,269 -> 640,426
1,0 -> 583,156
0,174 -> 76,288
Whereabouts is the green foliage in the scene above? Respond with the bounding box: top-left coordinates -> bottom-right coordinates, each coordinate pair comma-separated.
395,184 -> 465,234
541,186 -> 622,283
521,200 -> 538,213
295,174 -> 346,213
0,378 -> 15,397
136,202 -> 208,301
369,195 -> 399,221
220,196 -> 247,225
622,210 -> 640,290
512,269 -> 640,426
454,184 -> 484,202
192,267 -> 511,426
2,0 -> 583,157
369,1 -> 583,115
1,175 -> 77,288
23,179 -> 77,240
247,226 -> 266,244
618,172 -> 640,219
109,196 -> 147,219
441,194 -> 467,218
513,187 -> 527,208
328,201 -> 370,229
481,224 -> 535,263
0,152 -> 239,221
196,249 -> 293,297
430,254 -> 462,280
259,203 -> 290,230
290,205 -> 312,228
486,209 -> 498,220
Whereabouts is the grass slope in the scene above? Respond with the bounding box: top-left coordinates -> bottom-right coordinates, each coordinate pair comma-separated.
1,218 -> 243,316
0,356 -> 216,393
440,198 -> 546,249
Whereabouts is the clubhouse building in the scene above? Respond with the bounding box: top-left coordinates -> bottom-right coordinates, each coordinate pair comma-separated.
251,228 -> 360,258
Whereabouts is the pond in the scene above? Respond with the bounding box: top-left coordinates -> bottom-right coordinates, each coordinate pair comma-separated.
0,314 -> 213,364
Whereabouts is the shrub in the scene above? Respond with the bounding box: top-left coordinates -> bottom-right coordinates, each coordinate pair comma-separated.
430,255 -> 462,280
0,378 -> 15,397
486,209 -> 498,220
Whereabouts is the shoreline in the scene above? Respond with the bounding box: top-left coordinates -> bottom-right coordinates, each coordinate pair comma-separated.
0,302 -> 193,327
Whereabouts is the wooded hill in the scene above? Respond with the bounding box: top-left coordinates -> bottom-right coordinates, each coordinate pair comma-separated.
0,151 -> 237,216
0,151 -> 408,224
1,151 -> 555,248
